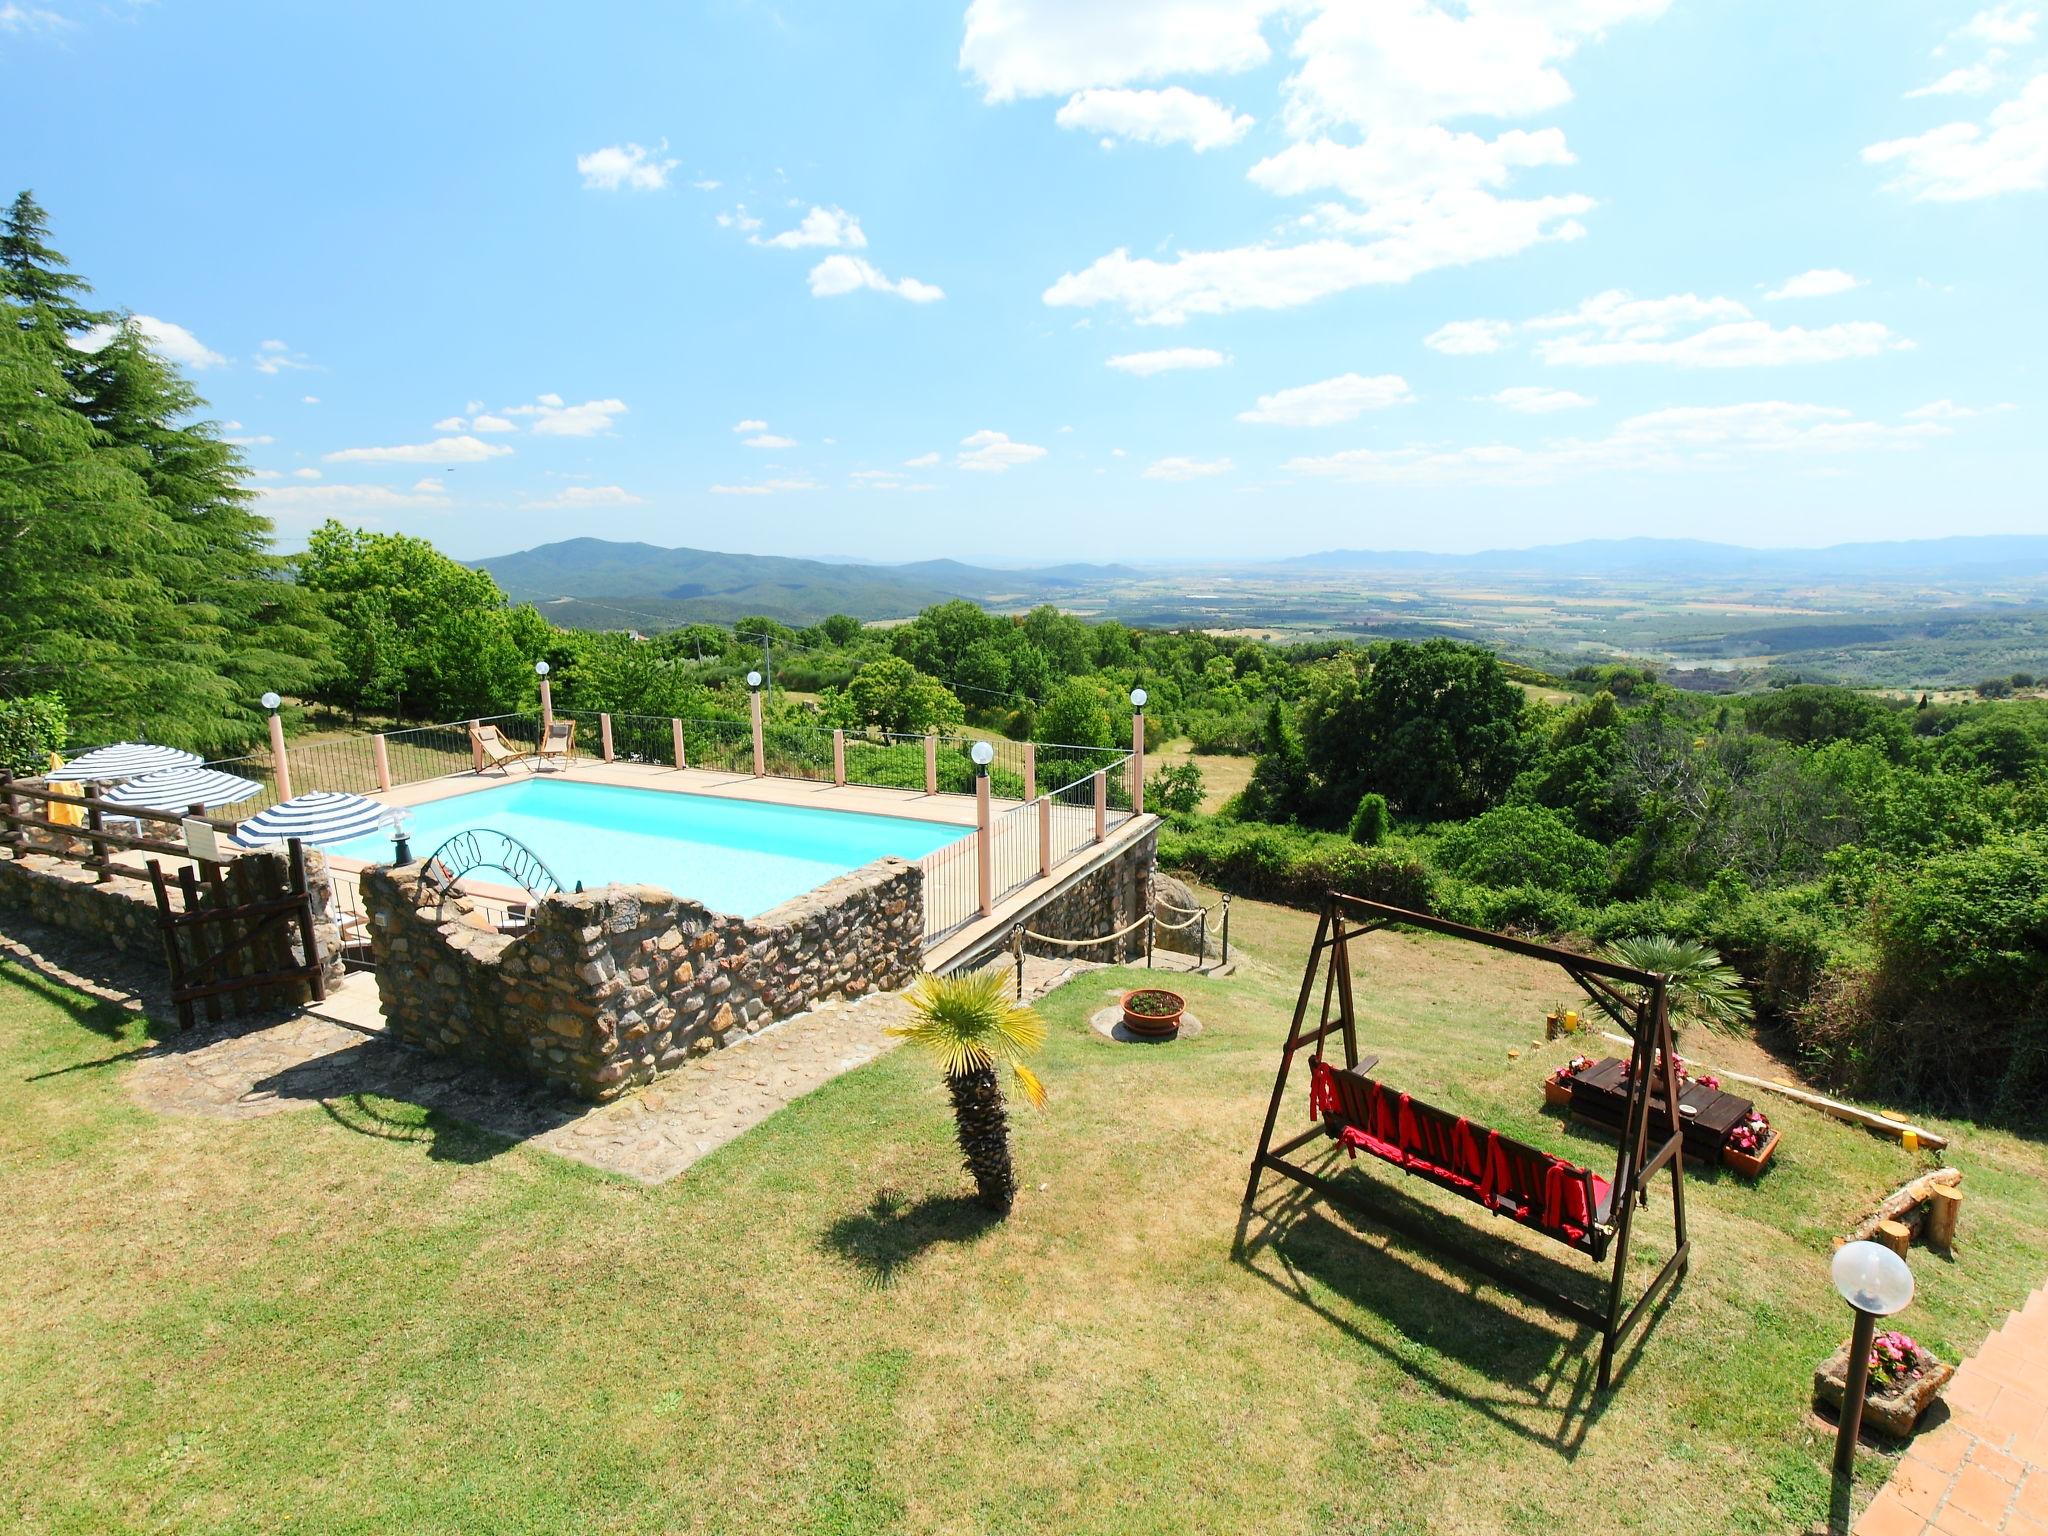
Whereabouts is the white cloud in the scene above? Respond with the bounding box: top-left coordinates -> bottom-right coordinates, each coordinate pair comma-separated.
302,395 -> 320,405
716,207 -> 765,235
1250,125 -> 1573,202
693,178 -> 722,191
733,419 -> 769,433
525,484 -> 647,509
744,433 -> 798,448
956,429 -> 1047,472
577,141 -> 678,192
75,314 -> 227,370
253,339 -> 316,374
1865,74 -> 2048,201
850,470 -> 939,492
1237,372 -> 1414,426
292,467 -> 321,480
903,451 -> 940,467
1908,63 -> 2003,99
1056,86 -> 1254,150
807,255 -> 945,303
323,435 -> 513,465
1425,318 -> 1512,355
501,394 -> 629,436
1904,398 -> 2016,420
0,5 -> 71,35
758,206 -> 868,249
1106,346 -> 1229,375
253,482 -> 455,519
1286,400 -> 1946,486
1525,288 -> 1910,367
409,477 -> 450,496
1960,4 -> 2039,47
709,478 -> 822,496
435,412 -> 517,433
1765,268 -> 1865,301
1143,455 -> 1235,480
958,0 -> 1278,102
224,433 -> 275,447
1490,386 -> 1595,412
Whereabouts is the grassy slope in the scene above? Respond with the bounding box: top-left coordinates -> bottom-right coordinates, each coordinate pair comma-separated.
2,901 -> 2045,1536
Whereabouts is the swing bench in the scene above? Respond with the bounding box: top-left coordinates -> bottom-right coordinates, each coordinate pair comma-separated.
1245,893 -> 1692,1391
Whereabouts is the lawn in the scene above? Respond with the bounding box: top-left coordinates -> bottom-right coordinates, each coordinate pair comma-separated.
3,898 -> 2046,1535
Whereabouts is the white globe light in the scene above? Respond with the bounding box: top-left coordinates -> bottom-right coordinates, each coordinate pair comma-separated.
1130,687 -> 1148,708
259,691 -> 282,712
1832,1240 -> 1914,1316
746,670 -> 763,689
970,740 -> 995,766
534,660 -> 550,676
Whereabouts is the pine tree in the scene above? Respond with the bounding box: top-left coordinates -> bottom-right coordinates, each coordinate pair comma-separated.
2,190 -> 111,340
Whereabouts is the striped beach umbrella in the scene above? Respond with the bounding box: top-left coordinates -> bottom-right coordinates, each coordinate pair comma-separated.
231,791 -> 391,848
48,743 -> 202,783
101,766 -> 263,813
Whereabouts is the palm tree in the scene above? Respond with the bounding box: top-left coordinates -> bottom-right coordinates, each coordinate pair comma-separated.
887,969 -> 1048,1215
1602,933 -> 1756,1029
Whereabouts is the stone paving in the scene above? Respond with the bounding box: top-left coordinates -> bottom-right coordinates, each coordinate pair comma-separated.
1854,1284 -> 2048,1536
4,911 -> 1222,1186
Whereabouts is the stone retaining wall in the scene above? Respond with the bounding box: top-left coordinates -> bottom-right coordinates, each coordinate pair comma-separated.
0,845 -> 344,1008
1018,826 -> 1157,965
361,856 -> 924,1102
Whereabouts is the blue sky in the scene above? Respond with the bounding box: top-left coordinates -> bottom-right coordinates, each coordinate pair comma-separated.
5,0 -> 2044,563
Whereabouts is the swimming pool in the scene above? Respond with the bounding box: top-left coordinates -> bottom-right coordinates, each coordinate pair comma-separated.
322,780 -> 969,917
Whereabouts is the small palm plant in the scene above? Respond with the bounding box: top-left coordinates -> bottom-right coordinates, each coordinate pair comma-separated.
887,968 -> 1048,1215
1602,933 -> 1756,1028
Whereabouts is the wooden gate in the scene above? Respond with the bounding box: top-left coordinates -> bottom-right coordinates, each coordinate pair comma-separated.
146,838 -> 328,1029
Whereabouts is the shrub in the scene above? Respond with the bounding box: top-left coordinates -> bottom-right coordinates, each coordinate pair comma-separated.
0,692 -> 67,776
1433,803 -> 1609,899
1158,819 -> 1433,910
1150,760 -> 1204,816
1347,792 -> 1390,847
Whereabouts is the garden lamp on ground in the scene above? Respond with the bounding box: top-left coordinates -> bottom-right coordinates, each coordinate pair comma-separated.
1831,1239 -> 1914,1477
388,810 -> 415,867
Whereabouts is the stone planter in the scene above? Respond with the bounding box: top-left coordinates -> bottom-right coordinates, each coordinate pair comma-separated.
1723,1129 -> 1780,1178
1813,1344 -> 1953,1439
1120,988 -> 1185,1040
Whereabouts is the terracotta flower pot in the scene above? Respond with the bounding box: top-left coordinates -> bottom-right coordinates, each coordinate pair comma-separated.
1723,1129 -> 1779,1177
1120,988 -> 1185,1039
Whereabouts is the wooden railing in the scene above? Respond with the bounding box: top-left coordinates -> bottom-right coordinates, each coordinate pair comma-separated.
0,772 -> 240,884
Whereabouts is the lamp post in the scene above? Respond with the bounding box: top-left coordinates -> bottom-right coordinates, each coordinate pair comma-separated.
971,739 -> 995,916
261,691 -> 293,802
535,660 -> 553,730
388,810 -> 415,867
746,670 -> 765,777
1831,1240 -> 1915,1478
1129,687 -> 1148,815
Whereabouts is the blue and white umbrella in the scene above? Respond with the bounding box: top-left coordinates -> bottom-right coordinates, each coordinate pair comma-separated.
231,791 -> 391,848
101,766 -> 263,813
48,743 -> 202,783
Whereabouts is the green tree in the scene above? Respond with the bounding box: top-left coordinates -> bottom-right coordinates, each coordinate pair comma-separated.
1151,760 -> 1204,816
0,691 -> 66,775
1239,697 -> 1309,823
836,655 -> 965,734
1347,792 -> 1390,846
816,613 -> 864,646
1435,803 -> 1609,899
1034,678 -> 1114,749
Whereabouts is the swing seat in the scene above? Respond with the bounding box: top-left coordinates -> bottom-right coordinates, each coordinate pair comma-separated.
1312,1061 -> 1613,1260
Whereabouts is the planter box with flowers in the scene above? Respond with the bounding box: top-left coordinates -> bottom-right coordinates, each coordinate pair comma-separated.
1722,1109 -> 1778,1177
1813,1330 -> 1952,1439
1545,1055 -> 1594,1108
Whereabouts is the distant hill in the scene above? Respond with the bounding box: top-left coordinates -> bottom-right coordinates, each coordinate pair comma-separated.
1291,535 -> 2048,581
470,538 -> 1136,627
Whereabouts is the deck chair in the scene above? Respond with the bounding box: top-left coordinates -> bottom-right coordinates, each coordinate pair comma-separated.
535,719 -> 576,772
471,722 -> 524,776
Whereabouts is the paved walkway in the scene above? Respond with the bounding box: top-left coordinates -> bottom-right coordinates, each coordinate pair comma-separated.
1854,1285 -> 2048,1536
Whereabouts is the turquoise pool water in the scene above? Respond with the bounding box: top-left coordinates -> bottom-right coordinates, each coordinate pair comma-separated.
324,780 -> 968,917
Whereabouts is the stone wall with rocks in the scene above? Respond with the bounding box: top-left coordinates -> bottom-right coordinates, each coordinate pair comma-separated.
361,856 -> 924,1102
0,844 -> 344,1008
1016,826 -> 1157,965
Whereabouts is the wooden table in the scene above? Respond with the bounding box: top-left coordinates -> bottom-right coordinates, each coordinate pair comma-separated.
1565,1057 -> 1753,1163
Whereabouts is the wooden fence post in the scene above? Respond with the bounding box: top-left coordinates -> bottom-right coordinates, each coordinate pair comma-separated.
1131,712 -> 1145,816
1038,794 -> 1052,878
268,708 -> 294,803
671,717 -> 687,770
469,718 -> 484,773
600,712 -> 615,763
1093,771 -> 1107,844
1023,742 -> 1037,803
924,732 -> 938,796
539,675 -> 554,730
371,733 -> 392,792
750,691 -> 766,777
976,772 -> 994,917
833,728 -> 846,786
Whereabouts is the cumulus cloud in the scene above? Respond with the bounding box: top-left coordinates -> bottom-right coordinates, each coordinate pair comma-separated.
1143,455 -> 1234,480
850,470 -> 939,492
75,314 -> 227,370
709,478 -> 822,495
808,255 -> 945,303
744,433 -> 798,448
253,482 -> 456,520
1424,318 -> 1512,355
1516,289 -> 1911,367
1057,86 -> 1254,149
1865,74 -> 2048,201
501,394 -> 629,436
1765,268 -> 1865,300
732,419 -> 768,432
958,0 -> 1277,102
253,338 -> 316,374
955,429 -> 1047,472
903,451 -> 941,467
1904,398 -> 2016,419
1237,372 -> 1414,426
1106,346 -> 1229,375
524,485 -> 647,509
323,435 -> 513,465
1489,386 -> 1595,412
758,206 -> 868,249
434,412 -> 517,433
1284,400 -> 1945,486
577,141 -> 678,191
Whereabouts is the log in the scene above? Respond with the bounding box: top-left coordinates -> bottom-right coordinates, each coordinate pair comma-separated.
1874,1219 -> 1912,1258
1839,1168 -> 1964,1249
1924,1184 -> 1963,1254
